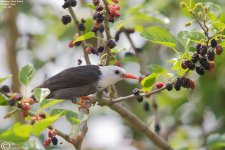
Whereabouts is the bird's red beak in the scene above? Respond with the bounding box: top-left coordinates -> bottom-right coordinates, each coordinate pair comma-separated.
122,74 -> 138,80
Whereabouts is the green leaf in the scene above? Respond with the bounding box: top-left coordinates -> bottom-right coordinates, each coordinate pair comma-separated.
19,64 -> 35,86
148,64 -> 167,74
0,123 -> 32,143
40,99 -> 64,109
141,26 -> 176,49
205,2 -> 222,18
65,110 -> 80,125
0,94 -> 9,106
74,32 -> 95,42
207,134 -> 225,149
0,75 -> 12,84
141,73 -> 158,91
84,4 -> 96,10
33,88 -> 50,103
50,108 -> 67,116
32,114 -> 61,136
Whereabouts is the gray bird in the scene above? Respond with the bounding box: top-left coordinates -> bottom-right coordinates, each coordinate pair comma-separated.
37,65 -> 138,100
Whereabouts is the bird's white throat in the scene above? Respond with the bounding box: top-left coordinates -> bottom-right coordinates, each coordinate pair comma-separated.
97,66 -> 126,90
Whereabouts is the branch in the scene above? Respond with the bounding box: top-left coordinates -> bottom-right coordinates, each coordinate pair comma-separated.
98,98 -> 173,150
67,6 -> 91,65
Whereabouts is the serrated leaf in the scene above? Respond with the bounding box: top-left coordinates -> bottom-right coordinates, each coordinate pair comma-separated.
0,94 -> 9,106
40,99 -> 64,109
19,64 -> 35,86
0,75 -> 12,84
0,123 -> 32,143
74,32 -> 95,43
148,64 -> 167,74
141,73 -> 158,91
141,26 -> 176,49
33,88 -> 50,103
32,114 -> 61,136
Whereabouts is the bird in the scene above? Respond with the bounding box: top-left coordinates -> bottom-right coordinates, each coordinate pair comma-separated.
37,65 -> 138,100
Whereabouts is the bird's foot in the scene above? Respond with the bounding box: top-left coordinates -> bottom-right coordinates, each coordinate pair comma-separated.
78,96 -> 93,113
80,96 -> 93,104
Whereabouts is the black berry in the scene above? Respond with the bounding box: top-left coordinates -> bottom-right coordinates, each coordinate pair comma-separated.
39,112 -> 46,118
155,124 -> 161,133
196,66 -> 205,75
62,2 -> 70,9
143,102 -> 150,111
78,23 -> 85,31
17,103 -> 22,108
132,88 -> 139,95
106,39 -> 116,49
61,15 -> 71,25
181,78 -> 190,88
92,0 -> 100,6
181,60 -> 190,69
1,85 -> 10,93
207,50 -> 215,61
196,43 -> 201,54
97,46 -> 104,53
69,0 -> 77,7
51,137 -> 58,145
200,45 -> 207,56
165,83 -> 173,91
191,52 -> 199,63
199,57 -> 207,66
81,18 -> 86,23
210,39 -> 217,48
188,61 -> 195,70
137,96 -> 143,103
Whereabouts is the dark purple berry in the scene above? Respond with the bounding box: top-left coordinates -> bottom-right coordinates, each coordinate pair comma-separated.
207,50 -> 215,61
98,24 -> 104,33
1,85 -> 10,93
90,48 -> 98,55
96,5 -> 104,11
78,59 -> 82,65
51,137 -> 58,145
74,41 -> 81,46
92,0 -> 100,6
61,15 -> 71,25
97,46 -> 104,53
132,88 -> 139,95
191,52 -> 199,63
39,112 -> 46,118
106,39 -> 116,49
143,102 -> 150,111
210,39 -> 217,48
200,45 -> 207,56
17,103 -> 22,108
216,45 -> 223,55
155,124 -> 161,134
137,96 -> 143,103
166,83 -> 173,91
9,99 -> 16,106
199,57 -> 207,66
181,78 -> 190,88
78,23 -> 85,31
96,17 -> 104,23
69,0 -> 77,7
181,60 -> 190,69
188,61 -> 195,70
62,2 -> 70,9
196,43 -> 201,54
196,66 -> 205,75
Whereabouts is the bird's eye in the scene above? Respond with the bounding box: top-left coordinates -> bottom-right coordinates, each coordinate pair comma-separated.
114,70 -> 120,75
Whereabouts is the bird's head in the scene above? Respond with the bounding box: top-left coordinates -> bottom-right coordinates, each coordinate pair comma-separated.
98,65 -> 138,90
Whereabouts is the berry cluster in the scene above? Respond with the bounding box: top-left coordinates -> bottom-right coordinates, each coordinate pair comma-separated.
92,0 -> 105,32
132,88 -> 144,102
44,129 -> 58,147
172,77 -> 195,91
181,39 -> 223,76
30,112 -> 46,125
108,3 -> 120,23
